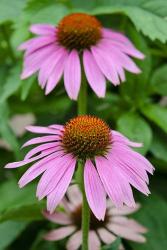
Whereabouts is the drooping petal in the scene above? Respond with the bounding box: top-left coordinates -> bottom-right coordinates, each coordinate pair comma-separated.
112,130 -> 142,148
36,154 -> 75,200
97,228 -> 116,244
26,125 -> 62,135
29,24 -> 55,36
91,46 -> 120,85
18,36 -> 55,51
107,223 -> 146,243
45,50 -> 68,94
95,157 -> 124,207
83,49 -> 106,97
24,141 -> 61,159
38,47 -> 67,88
47,159 -> 76,212
42,210 -> 72,225
64,49 -> 81,100
67,185 -> 82,206
88,231 -> 101,250
22,135 -> 61,148
109,203 -> 141,216
84,160 -> 106,220
66,230 -> 82,250
102,28 -> 145,59
43,226 -> 76,241
18,151 -> 64,187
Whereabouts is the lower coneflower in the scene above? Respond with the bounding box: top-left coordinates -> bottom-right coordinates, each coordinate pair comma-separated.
19,13 -> 144,99
43,185 -> 147,250
5,115 -> 154,220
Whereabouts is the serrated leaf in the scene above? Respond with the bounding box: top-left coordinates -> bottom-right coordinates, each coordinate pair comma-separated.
117,112 -> 152,155
25,0 -> 69,24
0,221 -> 28,250
150,65 -> 167,95
73,0 -> 167,42
141,104 -> 167,133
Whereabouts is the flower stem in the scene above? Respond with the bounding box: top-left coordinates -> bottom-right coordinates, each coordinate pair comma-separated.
81,161 -> 90,250
77,74 -> 90,250
78,72 -> 87,115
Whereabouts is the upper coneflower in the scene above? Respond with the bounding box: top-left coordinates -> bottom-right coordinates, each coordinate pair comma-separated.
19,13 -> 144,100
5,115 -> 154,220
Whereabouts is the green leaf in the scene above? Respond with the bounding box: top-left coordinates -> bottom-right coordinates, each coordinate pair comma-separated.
25,0 -> 69,24
0,65 -> 21,103
129,194 -> 167,250
0,221 -> 28,250
76,0 -> 167,42
101,238 -> 121,250
141,104 -> 167,133
150,65 -> 167,95
117,112 -> 152,154
0,102 -> 20,159
21,76 -> 35,101
0,0 -> 26,24
0,179 -> 43,222
150,130 -> 167,162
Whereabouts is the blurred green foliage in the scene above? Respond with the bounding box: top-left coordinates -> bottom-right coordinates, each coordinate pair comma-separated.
0,0 -> 167,249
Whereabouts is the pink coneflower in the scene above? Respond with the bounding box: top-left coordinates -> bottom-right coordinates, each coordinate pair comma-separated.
19,13 -> 144,100
5,115 -> 154,220
43,185 -> 147,250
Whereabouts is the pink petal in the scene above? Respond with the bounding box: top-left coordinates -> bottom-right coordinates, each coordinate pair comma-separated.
47,159 -> 76,212
108,150 -> 150,195
18,151 -> 64,187
107,223 -> 146,243
67,185 -> 82,206
42,210 -> 72,225
110,203 -> 141,216
66,230 -> 82,250
21,45 -> 56,79
36,155 -> 75,199
5,149 -> 57,169
111,216 -> 147,233
97,228 -> 116,244
88,231 -> 101,250
112,130 -> 142,148
102,28 -> 145,59
44,226 -> 76,241
18,36 -> 55,52
22,135 -> 61,148
83,49 -> 106,97
24,141 -> 61,160
45,50 -> 68,94
38,47 -> 67,88
29,24 -> 55,35
91,45 -> 120,85
95,157 -> 124,207
84,160 -> 106,220
64,49 -> 81,100
49,124 -> 64,130
97,40 -> 141,74
26,125 -> 62,135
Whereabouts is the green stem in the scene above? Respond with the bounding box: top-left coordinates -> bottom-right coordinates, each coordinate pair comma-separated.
1,25 -> 16,63
81,162 -> 90,250
77,73 -> 90,250
78,73 -> 87,115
